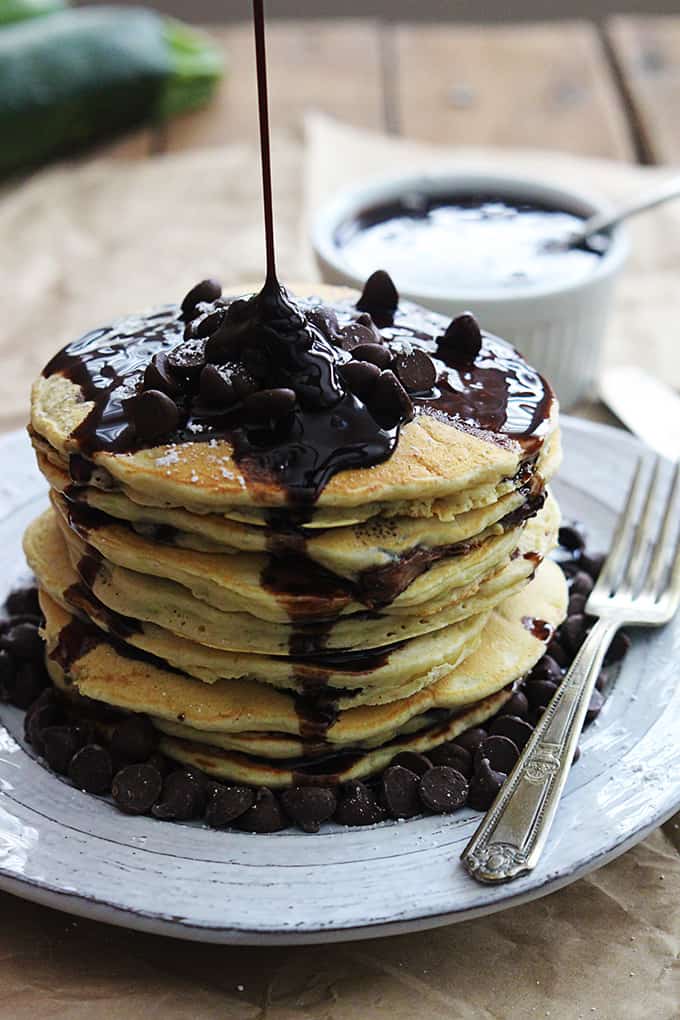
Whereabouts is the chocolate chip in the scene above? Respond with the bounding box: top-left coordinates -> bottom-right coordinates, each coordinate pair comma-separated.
558,524 -> 585,552
580,552 -> 605,580
69,744 -> 114,795
586,688 -> 604,724
370,369 -> 414,429
167,337 -> 207,382
231,366 -> 259,399
390,751 -> 432,776
572,744 -> 581,765
334,781 -> 386,826
467,758 -> 506,811
340,359 -> 380,400
393,348 -> 437,393
0,649 -> 16,700
475,735 -> 520,774
131,390 -> 179,443
235,787 -> 288,833
280,786 -> 337,832
243,387 -> 296,422
438,313 -> 482,363
147,751 -> 171,777
110,715 -> 156,764
195,309 -> 225,338
453,727 -> 487,753
5,587 -> 40,618
529,655 -> 562,685
204,321 -> 242,364
356,270 -> 399,326
489,714 -> 534,751
596,668 -> 609,692
205,784 -> 254,828
112,762 -> 162,814
143,353 -> 180,397
199,363 -> 236,405
568,593 -> 587,616
382,765 -> 422,819
546,639 -> 569,668
42,725 -> 82,775
570,570 -> 594,598
605,630 -> 631,665
559,559 -> 581,579
418,766 -> 468,813
427,741 -> 473,778
152,770 -> 207,821
351,343 -> 392,370
525,679 -> 558,709
24,702 -> 60,754
560,614 -> 589,655
2,622 -> 43,661
181,278 -> 222,320
11,662 -> 48,709
497,691 -> 529,719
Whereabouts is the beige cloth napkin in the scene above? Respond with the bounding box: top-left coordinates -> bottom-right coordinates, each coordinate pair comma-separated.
0,141 -> 306,434
0,125 -> 678,1018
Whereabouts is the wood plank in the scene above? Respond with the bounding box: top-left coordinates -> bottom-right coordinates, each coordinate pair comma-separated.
164,20 -> 385,152
392,21 -> 633,160
606,16 -> 680,165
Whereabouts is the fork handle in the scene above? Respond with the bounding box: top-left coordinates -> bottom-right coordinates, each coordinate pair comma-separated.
461,617 -> 619,883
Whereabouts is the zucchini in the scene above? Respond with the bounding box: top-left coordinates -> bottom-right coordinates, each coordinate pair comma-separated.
0,6 -> 223,176
0,0 -> 67,27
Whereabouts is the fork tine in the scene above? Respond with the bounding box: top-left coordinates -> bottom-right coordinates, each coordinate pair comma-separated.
643,459 -> 680,601
594,456 -> 645,597
621,455 -> 662,594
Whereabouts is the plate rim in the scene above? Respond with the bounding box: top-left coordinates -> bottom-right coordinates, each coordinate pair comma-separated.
0,415 -> 678,944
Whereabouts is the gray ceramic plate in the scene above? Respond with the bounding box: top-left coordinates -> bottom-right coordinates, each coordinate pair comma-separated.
0,418 -> 678,945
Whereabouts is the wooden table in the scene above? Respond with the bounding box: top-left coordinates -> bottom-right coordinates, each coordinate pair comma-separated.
108,16 -> 680,167
2,17 -> 679,1020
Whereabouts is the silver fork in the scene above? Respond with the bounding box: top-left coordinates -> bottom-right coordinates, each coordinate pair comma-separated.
461,455 -> 680,884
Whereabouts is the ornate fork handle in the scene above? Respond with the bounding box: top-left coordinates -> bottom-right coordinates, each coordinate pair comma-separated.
461,616 -> 619,883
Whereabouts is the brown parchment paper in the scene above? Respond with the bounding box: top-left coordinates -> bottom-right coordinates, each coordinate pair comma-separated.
0,124 -> 678,1018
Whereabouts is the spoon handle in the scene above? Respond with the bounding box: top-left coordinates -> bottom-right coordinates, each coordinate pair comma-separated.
568,174 -> 680,247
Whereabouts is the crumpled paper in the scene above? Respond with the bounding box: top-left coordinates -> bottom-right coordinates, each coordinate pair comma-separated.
0,123 -> 678,1019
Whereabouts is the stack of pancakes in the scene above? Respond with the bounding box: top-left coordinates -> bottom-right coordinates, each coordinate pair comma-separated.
24,282 -> 567,788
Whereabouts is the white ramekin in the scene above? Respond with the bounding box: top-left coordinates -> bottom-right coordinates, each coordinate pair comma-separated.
311,173 -> 629,409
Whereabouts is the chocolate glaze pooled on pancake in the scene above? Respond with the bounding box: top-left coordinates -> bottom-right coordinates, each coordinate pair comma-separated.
42,284 -> 553,507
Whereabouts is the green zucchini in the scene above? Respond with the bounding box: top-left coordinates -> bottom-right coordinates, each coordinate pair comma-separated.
0,6 -> 223,176
0,0 -> 67,27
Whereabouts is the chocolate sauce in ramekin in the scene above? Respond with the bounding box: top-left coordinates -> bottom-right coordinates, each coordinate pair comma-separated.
334,194 -> 607,294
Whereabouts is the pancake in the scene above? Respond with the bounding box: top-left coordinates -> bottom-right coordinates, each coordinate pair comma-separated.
27,509 -> 496,707
40,559 -> 566,744
30,284 -> 558,519
52,488 -> 534,621
25,497 -> 560,657
41,559 -> 566,784
38,447 -> 555,577
32,421 -> 561,531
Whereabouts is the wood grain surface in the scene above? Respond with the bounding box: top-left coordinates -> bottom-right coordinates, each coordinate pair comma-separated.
605,16 -> 680,165
390,21 -> 633,158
